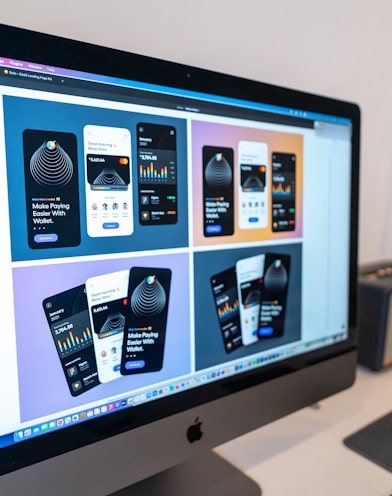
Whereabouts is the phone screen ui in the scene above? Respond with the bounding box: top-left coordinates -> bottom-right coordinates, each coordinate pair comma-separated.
121,267 -> 171,375
272,152 -> 296,232
86,269 -> 129,383
84,125 -> 133,237
211,267 -> 242,353
236,254 -> 265,345
23,129 -> 80,249
42,284 -> 100,396
238,141 -> 268,229
137,123 -> 177,225
203,145 -> 234,237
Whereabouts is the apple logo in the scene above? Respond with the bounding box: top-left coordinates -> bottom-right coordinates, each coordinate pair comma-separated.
186,417 -> 203,443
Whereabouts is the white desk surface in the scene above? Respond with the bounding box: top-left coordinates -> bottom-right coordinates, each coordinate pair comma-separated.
217,366 -> 392,496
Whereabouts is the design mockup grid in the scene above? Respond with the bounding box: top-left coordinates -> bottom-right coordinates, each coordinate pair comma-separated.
0,60 -> 351,444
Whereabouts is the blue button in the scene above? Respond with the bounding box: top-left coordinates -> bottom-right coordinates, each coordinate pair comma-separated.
125,360 -> 145,370
206,225 -> 222,234
249,217 -> 259,223
259,327 -> 274,336
34,233 -> 58,243
113,364 -> 121,372
103,222 -> 119,229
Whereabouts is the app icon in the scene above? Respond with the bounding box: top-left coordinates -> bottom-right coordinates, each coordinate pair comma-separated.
72,380 -> 82,392
141,211 -> 150,221
67,366 -> 77,377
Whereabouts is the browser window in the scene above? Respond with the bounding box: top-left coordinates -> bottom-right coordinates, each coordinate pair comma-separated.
0,57 -> 352,445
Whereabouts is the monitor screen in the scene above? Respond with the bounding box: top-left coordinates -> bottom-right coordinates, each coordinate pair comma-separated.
0,23 -> 359,496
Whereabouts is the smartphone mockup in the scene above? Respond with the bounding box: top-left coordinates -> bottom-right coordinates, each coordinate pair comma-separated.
137,123 -> 177,225
86,269 -> 129,383
271,152 -> 296,232
42,284 -> 100,396
211,267 -> 242,353
236,254 -> 265,346
121,267 -> 171,375
203,145 -> 234,237
84,125 -> 133,237
23,129 -> 80,249
258,254 -> 291,338
238,141 -> 268,229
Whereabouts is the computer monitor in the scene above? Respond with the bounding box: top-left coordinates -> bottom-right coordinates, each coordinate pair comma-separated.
0,23 -> 359,496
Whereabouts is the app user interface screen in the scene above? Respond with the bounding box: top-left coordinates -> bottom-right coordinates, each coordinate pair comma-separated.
23,129 -> 80,249
84,125 -> 133,238
137,123 -> 177,225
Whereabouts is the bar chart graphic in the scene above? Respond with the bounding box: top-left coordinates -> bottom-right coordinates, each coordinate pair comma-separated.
56,325 -> 93,357
217,298 -> 239,321
272,182 -> 293,197
138,149 -> 176,185
139,162 -> 169,180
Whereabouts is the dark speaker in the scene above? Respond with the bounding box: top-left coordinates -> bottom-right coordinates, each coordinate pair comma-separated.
358,262 -> 392,370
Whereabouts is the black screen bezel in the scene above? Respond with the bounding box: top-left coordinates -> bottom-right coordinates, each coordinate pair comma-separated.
0,23 -> 360,475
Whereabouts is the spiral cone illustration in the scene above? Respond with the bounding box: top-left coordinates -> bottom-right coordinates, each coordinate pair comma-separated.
130,275 -> 167,317
205,152 -> 232,188
30,140 -> 73,186
264,259 -> 288,292
100,312 -> 125,334
92,168 -> 126,186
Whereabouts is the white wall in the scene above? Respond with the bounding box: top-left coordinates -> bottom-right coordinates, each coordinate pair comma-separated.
0,0 -> 390,264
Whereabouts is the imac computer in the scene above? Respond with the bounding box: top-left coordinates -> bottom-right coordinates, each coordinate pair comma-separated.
0,23 -> 360,496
